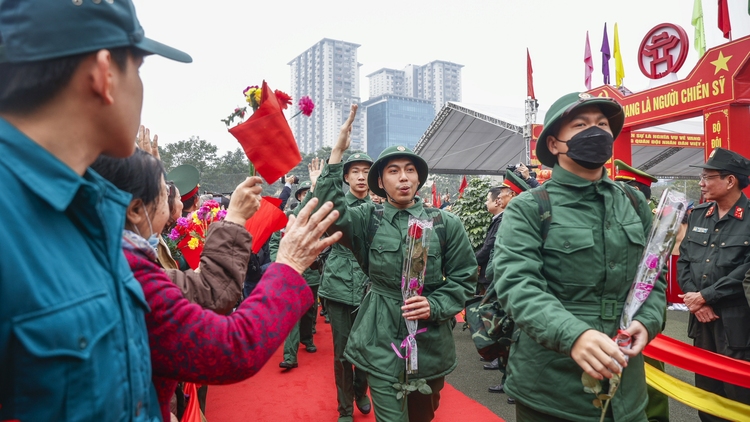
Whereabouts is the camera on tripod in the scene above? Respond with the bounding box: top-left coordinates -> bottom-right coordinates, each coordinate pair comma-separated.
507,163 -> 539,179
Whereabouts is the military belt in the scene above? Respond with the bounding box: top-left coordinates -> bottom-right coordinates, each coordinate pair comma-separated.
558,299 -> 623,321
369,283 -> 404,301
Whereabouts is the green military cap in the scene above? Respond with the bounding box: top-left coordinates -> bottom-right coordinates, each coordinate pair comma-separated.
167,164 -> 200,202
343,152 -> 374,185
502,169 -> 531,194
294,180 -> 312,199
614,159 -> 658,186
536,92 -> 625,168
690,148 -> 750,176
367,145 -> 428,199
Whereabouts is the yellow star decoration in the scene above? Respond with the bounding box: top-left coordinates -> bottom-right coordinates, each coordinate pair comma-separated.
710,51 -> 732,75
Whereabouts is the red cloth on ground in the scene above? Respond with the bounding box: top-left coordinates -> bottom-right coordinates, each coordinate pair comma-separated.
123,245 -> 312,422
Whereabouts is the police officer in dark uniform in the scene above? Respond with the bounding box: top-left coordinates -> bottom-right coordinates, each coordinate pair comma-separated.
678,147 -> 750,422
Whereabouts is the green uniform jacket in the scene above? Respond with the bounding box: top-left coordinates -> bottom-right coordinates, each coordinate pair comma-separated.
318,191 -> 371,306
312,161 -> 477,382
269,231 -> 321,287
678,195 -> 750,344
493,165 -> 665,421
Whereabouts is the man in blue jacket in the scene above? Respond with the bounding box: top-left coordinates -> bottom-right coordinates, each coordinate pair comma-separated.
0,1 -> 191,420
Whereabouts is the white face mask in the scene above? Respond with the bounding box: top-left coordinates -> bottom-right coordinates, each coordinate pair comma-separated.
133,206 -> 159,252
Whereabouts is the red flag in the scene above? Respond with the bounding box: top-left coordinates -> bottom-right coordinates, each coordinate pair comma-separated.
431,183 -> 438,207
719,0 -> 732,39
526,48 -> 535,99
458,176 -> 468,199
229,80 -> 302,184
584,31 -> 594,90
244,197 -> 288,254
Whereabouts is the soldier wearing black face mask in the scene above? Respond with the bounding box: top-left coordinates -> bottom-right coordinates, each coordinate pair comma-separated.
492,92 -> 662,421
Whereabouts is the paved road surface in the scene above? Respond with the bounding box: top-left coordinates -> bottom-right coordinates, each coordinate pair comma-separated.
447,309 -> 700,421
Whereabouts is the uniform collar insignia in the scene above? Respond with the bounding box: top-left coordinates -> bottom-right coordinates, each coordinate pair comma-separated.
705,205 -> 715,217
734,206 -> 744,220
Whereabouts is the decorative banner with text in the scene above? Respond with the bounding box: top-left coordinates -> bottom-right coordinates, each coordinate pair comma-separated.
586,35 -> 750,130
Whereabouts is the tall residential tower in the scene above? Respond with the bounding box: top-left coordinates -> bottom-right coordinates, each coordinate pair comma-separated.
288,38 -> 365,153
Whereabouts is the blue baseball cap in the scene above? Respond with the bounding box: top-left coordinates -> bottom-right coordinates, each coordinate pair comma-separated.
0,0 -> 191,64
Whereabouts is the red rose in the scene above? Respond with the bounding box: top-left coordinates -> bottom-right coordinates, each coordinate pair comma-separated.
408,224 -> 423,239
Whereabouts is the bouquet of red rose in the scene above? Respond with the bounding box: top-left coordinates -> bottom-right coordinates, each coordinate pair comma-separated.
168,199 -> 227,269
392,216 -> 434,375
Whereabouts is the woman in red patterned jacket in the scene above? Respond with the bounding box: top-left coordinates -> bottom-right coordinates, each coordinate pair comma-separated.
91,150 -> 342,421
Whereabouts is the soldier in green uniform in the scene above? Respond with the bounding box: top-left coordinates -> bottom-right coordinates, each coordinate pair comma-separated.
304,152 -> 375,422
484,171 -> 530,403
614,159 -> 659,211
167,164 -> 201,215
310,105 -> 476,422
614,159 -> 669,422
678,147 -> 750,422
493,92 -> 664,421
273,181 -> 320,369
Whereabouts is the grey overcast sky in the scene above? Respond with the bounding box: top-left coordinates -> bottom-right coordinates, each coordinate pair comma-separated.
135,0 -> 750,153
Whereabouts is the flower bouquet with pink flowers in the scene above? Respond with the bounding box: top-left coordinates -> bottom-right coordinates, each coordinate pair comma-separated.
168,199 -> 227,269
221,86 -> 314,128
582,187 -> 687,421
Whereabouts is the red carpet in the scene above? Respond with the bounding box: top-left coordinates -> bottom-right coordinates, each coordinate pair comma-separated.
205,314 -> 502,421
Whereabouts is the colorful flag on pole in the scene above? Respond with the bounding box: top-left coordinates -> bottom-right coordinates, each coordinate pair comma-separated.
229,80 -> 302,184
718,0 -> 732,39
601,23 -> 611,85
526,48 -> 535,99
614,23 -> 625,87
584,31 -> 594,90
458,176 -> 468,199
692,0 -> 706,57
431,183 -> 440,208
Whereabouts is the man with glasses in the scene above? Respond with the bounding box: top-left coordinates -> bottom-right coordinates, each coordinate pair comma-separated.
678,147 -> 750,421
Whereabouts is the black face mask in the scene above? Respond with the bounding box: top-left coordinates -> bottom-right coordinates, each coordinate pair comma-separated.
555,126 -> 614,169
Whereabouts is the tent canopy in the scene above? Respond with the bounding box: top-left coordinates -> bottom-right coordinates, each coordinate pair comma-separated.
415,101 -> 704,178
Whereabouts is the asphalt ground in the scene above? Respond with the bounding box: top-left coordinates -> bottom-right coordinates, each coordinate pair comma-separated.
446,309 -> 700,421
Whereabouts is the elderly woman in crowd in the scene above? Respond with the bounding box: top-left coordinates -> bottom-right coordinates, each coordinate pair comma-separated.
91,149 -> 342,421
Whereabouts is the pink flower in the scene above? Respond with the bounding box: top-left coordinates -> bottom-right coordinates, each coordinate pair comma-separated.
216,209 -> 227,220
176,217 -> 190,228
169,228 -> 181,241
408,278 -> 419,290
298,96 -> 315,116
645,254 -> 659,269
417,285 -> 424,296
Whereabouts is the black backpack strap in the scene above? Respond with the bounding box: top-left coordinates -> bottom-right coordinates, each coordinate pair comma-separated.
614,181 -> 649,230
423,207 -> 447,253
530,186 -> 552,242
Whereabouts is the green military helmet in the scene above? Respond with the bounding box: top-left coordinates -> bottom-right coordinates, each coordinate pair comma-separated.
502,169 -> 531,194
536,92 -> 625,168
690,147 -> 750,176
294,180 -> 312,200
167,164 -> 200,202
342,152 -> 374,185
367,145 -> 428,199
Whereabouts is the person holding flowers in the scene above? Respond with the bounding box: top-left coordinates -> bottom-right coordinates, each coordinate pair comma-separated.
493,92 -> 664,421
91,148 -> 343,422
309,104 -> 476,422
